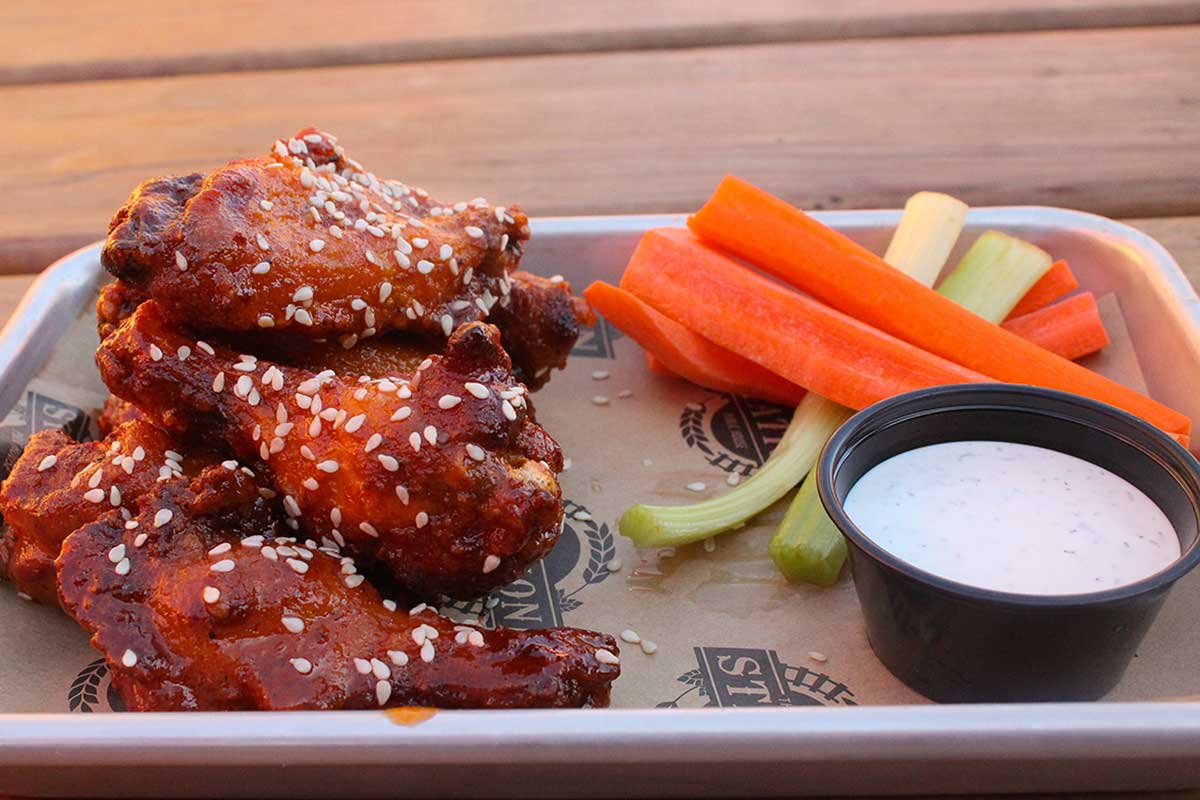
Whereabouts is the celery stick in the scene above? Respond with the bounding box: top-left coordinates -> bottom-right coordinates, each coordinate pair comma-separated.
769,474 -> 847,586
936,230 -> 1053,323
769,191 -> 969,584
883,192 -> 969,288
619,394 -> 852,548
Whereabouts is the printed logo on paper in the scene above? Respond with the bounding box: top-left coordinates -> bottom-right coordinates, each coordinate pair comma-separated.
679,394 -> 791,477
657,647 -> 857,708
0,390 -> 94,446
67,658 -> 125,713
444,499 -> 614,629
570,317 -> 624,359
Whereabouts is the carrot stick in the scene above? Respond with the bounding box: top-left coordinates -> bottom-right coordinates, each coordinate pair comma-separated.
1002,292 -> 1109,361
688,176 -> 1190,438
644,351 -> 674,377
619,228 -> 989,411
584,281 -> 806,406
1006,260 -> 1078,319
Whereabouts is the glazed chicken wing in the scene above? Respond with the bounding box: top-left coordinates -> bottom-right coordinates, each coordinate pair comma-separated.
103,128 -> 530,344
97,301 -> 564,599
0,420 -> 202,604
57,465 -> 619,710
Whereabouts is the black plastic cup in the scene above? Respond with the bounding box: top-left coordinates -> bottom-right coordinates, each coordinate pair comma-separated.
817,384 -> 1200,703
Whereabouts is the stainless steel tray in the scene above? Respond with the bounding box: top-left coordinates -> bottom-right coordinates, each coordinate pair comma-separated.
1,209 -> 1199,798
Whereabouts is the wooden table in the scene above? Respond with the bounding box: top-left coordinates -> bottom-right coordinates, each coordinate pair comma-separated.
2,2 -> 1200,797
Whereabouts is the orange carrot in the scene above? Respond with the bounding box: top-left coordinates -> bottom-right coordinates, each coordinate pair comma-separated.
1002,292 -> 1109,361
644,351 -> 675,377
619,228 -> 989,411
584,281 -> 806,405
1006,260 -> 1078,319
688,176 -> 1190,438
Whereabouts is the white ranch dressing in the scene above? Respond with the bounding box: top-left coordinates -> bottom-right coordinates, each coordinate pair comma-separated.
843,440 -> 1180,595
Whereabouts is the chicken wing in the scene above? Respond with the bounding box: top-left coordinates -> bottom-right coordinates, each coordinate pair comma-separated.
97,301 -> 564,599
57,464 -> 619,710
0,420 -> 202,604
496,271 -> 594,389
103,128 -> 529,344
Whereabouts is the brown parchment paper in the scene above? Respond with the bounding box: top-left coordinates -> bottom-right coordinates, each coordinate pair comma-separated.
1,289 -> 1197,713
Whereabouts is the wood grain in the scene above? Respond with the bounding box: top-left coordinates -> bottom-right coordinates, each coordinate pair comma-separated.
4,1 -> 1199,84
3,25 -> 1198,273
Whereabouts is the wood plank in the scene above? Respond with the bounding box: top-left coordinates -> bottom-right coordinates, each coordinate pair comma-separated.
2,26 -> 1198,274
4,0 -> 1199,84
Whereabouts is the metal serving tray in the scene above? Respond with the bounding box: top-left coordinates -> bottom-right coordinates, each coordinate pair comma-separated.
1,209 -> 1199,798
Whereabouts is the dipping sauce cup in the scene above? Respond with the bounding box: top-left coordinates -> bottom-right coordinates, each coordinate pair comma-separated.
817,384 -> 1200,703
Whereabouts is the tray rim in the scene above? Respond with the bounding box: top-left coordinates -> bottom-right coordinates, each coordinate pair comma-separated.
2,207 -> 1199,790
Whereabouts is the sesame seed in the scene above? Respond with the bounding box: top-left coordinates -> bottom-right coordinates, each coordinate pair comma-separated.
441,315 -> 453,336
376,680 -> 392,706
359,521 -> 380,538
465,226 -> 484,238
391,407 -> 412,422
592,370 -> 610,380
294,308 -> 314,326
308,417 -> 322,437
388,649 -> 409,666
412,237 -> 428,248
482,555 -> 501,574
618,389 -> 634,399
309,238 -> 326,253
210,559 -> 235,573
438,394 -> 461,410
316,460 -> 339,473
573,510 -> 592,521
114,558 -> 131,576
345,574 -> 365,588
289,658 -> 313,675
282,616 -> 305,633
177,345 -> 191,361
343,414 -> 366,433
378,454 -> 399,472
465,444 -> 485,462
257,234 -> 270,251
592,396 -> 610,406
416,260 -> 434,274
208,542 -> 232,556
260,200 -> 274,211
641,640 -> 659,655
121,649 -> 138,667
88,469 -> 103,488
364,434 -> 383,453
410,603 -> 428,616
606,558 -> 623,572
467,630 -> 485,647
83,488 -> 105,503
108,544 -> 126,563
727,473 -> 741,487
464,382 -> 489,399
283,496 -> 301,517
371,658 -> 391,680
808,651 -> 829,664
330,507 -> 342,526
383,599 -> 397,612
420,640 -> 435,663
439,244 -> 453,260
423,425 -> 438,445
394,485 -> 409,505
353,658 -> 372,675
502,400 -> 517,421
203,586 -> 221,604
149,345 -> 163,361
595,649 -> 620,666
175,251 -> 188,271
415,512 -> 429,528
686,482 -> 707,492
261,546 -> 278,561
292,286 -> 314,303
378,379 -> 398,393
286,558 -> 309,574
242,535 -> 263,547
37,455 -> 57,472
408,433 -> 421,452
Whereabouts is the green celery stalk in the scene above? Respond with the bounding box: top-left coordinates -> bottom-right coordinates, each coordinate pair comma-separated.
769,473 -> 847,586
883,192 -> 969,288
619,394 -> 851,548
769,192 -> 970,584
936,230 -> 1053,323
618,191 -> 966,551
773,226 -> 1056,584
